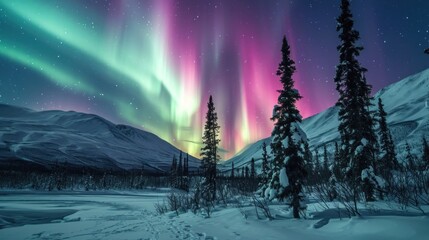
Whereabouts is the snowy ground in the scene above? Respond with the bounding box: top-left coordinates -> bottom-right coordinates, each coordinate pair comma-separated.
0,190 -> 428,240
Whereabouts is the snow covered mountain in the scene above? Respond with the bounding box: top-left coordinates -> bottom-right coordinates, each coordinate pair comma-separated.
0,104 -> 200,173
223,68 -> 429,170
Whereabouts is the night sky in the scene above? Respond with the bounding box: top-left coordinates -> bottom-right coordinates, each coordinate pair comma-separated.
1,0 -> 429,159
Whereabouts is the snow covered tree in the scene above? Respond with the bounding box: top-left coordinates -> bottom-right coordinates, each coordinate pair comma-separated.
262,35 -> 307,218
405,142 -> 416,171
377,98 -> 398,183
334,0 -> 378,202
200,95 -> 221,201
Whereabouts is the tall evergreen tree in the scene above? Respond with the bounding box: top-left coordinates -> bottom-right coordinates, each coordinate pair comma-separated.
200,95 -> 221,201
177,152 -> 183,189
322,145 -> 329,181
184,153 -> 189,177
262,36 -> 307,218
250,158 -> 256,179
258,142 -> 270,196
314,149 -> 320,178
231,161 -> 235,179
261,142 -> 270,179
377,98 -> 398,182
176,153 -> 189,192
405,142 -> 416,171
334,0 -> 378,202
178,151 -> 183,177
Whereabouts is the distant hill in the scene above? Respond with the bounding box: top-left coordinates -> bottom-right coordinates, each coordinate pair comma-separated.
0,104 -> 200,173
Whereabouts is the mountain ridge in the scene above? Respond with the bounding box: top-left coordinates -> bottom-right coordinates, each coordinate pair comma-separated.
0,104 -> 200,173
223,67 -> 429,170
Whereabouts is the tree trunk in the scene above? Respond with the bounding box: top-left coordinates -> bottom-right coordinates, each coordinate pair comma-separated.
292,191 -> 300,218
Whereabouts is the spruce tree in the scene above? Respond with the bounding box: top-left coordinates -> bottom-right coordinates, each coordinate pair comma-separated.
322,145 -> 329,182
405,142 -> 416,171
334,0 -> 378,202
263,36 -> 307,218
258,142 -> 270,196
250,158 -> 256,179
177,151 -> 183,189
200,95 -> 221,201
183,153 -> 189,192
314,149 -> 320,178
178,151 -> 183,176
170,155 -> 178,188
184,153 -> 189,177
377,98 -> 398,182
261,142 -> 270,179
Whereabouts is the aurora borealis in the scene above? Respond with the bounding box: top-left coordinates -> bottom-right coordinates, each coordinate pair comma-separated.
1,1 -> 429,159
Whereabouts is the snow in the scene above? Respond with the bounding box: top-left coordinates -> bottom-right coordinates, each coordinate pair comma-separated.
1,191 -> 428,240
284,156 -> 290,164
265,188 -> 277,201
279,167 -> 289,187
354,145 -> 363,156
361,166 -> 386,189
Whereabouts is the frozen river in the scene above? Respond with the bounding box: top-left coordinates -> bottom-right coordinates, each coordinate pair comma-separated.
1,190 -> 428,240
0,190 -> 199,240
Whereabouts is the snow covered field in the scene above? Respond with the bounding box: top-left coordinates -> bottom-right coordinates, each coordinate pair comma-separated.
0,190 -> 428,240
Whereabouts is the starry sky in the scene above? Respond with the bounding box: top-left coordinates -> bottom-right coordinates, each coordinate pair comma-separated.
1,0 -> 429,159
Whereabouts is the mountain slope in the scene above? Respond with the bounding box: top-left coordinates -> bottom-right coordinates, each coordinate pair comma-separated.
0,104 -> 200,173
224,68 -> 429,169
